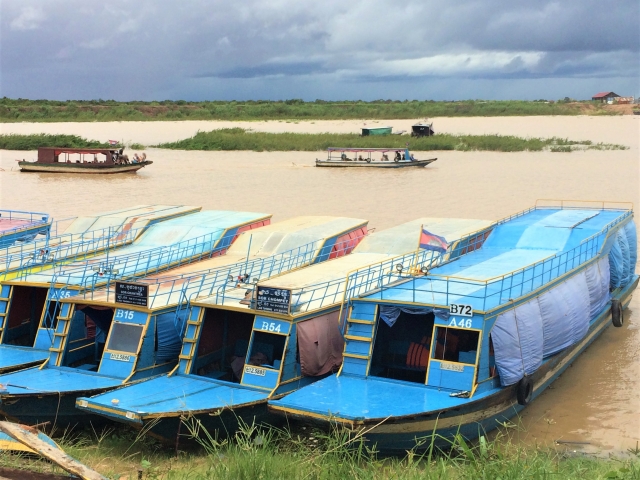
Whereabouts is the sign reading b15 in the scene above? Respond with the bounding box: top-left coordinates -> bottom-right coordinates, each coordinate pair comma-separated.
449,303 -> 473,317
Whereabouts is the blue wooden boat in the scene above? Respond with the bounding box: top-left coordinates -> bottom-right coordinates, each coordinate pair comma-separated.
0,210 -> 271,377
0,205 -> 200,280
0,216 -> 365,427
269,201 -> 639,452
74,218 -> 493,442
0,210 -> 51,248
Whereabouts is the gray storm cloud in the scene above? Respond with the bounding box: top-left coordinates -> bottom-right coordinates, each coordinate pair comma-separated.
1,0 -> 638,100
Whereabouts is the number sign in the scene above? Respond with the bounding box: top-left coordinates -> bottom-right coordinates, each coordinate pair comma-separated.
115,282 -> 148,307
255,286 -> 291,314
449,303 -> 473,317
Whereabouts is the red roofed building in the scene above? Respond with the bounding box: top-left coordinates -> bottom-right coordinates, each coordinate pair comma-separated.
592,92 -> 620,103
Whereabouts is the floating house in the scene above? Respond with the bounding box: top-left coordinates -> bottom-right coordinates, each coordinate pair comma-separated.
0,216 -> 366,426
0,210 -> 51,248
1,205 -> 201,280
74,217 -> 492,442
269,202 -> 638,452
0,210 -> 270,377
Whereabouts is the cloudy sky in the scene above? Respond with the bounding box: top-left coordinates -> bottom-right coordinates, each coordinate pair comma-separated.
2,0 -> 638,101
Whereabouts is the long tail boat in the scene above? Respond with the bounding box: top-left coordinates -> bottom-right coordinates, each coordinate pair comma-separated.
269,201 -> 638,452
316,148 -> 436,168
0,216 -> 364,427
19,148 -> 152,174
74,218 -> 491,443
0,210 -> 270,378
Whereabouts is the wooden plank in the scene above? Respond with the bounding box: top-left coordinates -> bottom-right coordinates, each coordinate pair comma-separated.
0,422 -> 106,480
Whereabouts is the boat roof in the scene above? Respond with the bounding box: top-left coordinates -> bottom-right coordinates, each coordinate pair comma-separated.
361,206 -> 632,311
0,210 -> 49,235
194,218 -> 491,311
38,147 -> 120,154
12,210 -> 270,286
71,216 -> 367,309
78,374 -> 267,419
327,147 -> 410,152
59,205 -> 200,236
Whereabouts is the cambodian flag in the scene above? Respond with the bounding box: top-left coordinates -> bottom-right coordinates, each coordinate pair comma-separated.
419,228 -> 448,253
108,139 -> 119,146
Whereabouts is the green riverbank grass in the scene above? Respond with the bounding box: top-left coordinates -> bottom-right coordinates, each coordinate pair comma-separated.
0,99 -> 619,122
1,421 -> 637,479
157,128 -> 626,153
0,131 -> 626,153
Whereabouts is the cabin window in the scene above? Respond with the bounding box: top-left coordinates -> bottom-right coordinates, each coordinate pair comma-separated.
247,331 -> 286,369
107,323 -> 143,353
432,327 -> 480,365
369,311 -> 435,384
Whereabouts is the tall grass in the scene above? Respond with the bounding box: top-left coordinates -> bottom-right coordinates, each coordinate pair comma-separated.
0,98 -> 619,122
157,129 -> 627,153
1,420 -> 637,479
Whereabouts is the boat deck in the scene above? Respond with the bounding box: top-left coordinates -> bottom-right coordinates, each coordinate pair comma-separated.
78,374 -> 267,420
272,374 -> 494,421
0,366 -> 121,394
0,345 -> 48,373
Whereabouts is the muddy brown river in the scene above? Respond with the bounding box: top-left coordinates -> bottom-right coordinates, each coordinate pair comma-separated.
1,116 -> 638,454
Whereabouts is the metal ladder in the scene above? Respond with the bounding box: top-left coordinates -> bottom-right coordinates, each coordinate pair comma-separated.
44,285 -> 74,367
175,306 -> 203,375
0,285 -> 12,342
340,301 -> 377,376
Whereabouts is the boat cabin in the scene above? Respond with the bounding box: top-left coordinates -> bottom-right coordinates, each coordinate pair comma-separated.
411,123 -> 435,137
37,147 -> 124,165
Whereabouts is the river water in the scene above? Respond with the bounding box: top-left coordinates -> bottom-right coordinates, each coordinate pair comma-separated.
1,116 -> 638,454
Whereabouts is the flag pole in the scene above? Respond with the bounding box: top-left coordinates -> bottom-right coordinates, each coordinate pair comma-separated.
413,224 -> 423,272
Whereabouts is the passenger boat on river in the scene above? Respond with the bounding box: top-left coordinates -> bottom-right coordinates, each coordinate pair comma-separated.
270,201 -> 638,452
316,148 -> 436,168
19,147 -> 152,174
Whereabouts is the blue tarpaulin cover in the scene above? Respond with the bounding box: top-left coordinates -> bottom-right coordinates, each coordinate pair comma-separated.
493,258 -> 607,386
155,310 -> 187,363
609,220 -> 636,289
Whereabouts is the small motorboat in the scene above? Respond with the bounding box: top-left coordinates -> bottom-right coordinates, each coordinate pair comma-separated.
316,148 -> 436,168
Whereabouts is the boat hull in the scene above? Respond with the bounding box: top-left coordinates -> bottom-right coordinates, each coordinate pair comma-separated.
18,161 -> 152,174
273,275 -> 638,452
315,158 -> 436,168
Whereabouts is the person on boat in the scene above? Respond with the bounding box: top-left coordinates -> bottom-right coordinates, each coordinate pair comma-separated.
381,153 -> 389,161
410,154 -> 415,161
358,155 -> 365,162
132,154 -> 140,163
394,151 -> 402,161
402,153 -> 406,160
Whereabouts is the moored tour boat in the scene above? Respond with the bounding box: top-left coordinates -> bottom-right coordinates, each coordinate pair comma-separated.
269,200 -> 638,452
19,147 -> 152,174
316,148 -> 436,168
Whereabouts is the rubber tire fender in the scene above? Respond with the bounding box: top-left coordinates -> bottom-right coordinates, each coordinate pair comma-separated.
516,376 -> 533,406
611,298 -> 623,327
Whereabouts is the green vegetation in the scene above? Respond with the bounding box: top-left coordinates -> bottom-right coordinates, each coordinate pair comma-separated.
0,97 -> 620,122
157,128 -> 627,153
1,421 -> 638,479
0,131 -> 625,153
0,133 -> 108,150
